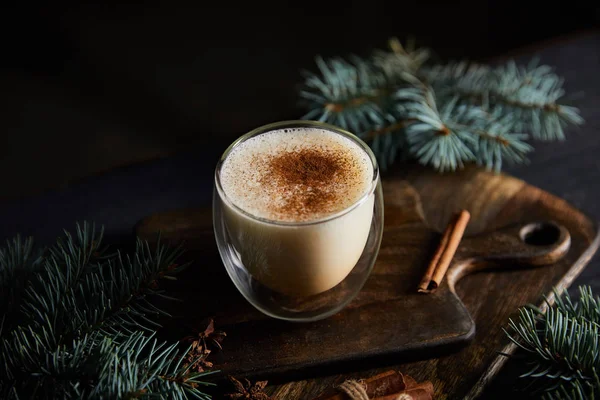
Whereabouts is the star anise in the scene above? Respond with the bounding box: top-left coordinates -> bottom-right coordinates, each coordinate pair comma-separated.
182,338 -> 213,373
181,318 -> 227,373
225,376 -> 270,400
183,318 -> 227,351
200,318 -> 227,350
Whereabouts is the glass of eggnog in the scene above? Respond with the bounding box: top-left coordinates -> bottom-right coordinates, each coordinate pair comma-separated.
213,120 -> 384,321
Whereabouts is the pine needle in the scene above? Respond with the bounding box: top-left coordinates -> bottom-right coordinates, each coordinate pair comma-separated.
0,222 -> 216,399
503,286 -> 600,399
298,38 -> 584,172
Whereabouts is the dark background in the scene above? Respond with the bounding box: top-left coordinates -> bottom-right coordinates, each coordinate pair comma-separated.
1,2 -> 599,199
1,3 -> 599,398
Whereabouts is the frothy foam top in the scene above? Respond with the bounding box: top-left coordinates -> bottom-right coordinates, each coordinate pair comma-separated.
219,128 -> 374,222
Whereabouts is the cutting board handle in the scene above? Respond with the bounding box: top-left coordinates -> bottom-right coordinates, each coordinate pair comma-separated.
446,221 -> 571,293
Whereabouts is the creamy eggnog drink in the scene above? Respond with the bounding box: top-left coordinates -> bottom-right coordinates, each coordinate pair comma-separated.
218,127 -> 375,297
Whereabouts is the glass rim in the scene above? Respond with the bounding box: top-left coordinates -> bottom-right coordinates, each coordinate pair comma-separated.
214,120 -> 380,227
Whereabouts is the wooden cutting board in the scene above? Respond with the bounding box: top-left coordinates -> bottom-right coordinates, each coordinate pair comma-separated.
135,164 -> 599,389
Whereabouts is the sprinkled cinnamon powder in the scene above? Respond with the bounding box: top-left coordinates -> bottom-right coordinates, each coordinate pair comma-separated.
259,147 -> 361,219
268,148 -> 343,185
219,128 -> 373,222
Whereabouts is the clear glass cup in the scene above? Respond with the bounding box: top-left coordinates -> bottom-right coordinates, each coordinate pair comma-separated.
213,120 -> 384,322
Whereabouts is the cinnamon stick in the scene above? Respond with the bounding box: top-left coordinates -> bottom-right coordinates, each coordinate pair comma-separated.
311,370 -> 435,400
372,388 -> 433,400
311,370 -> 407,400
402,374 -> 418,388
418,209 -> 471,293
372,381 -> 434,400
417,225 -> 451,291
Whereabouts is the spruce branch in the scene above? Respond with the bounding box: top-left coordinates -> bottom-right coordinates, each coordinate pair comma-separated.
299,55 -> 393,135
297,38 -> 584,172
503,286 -> 600,399
422,59 -> 585,141
0,234 -> 42,319
0,222 -> 217,399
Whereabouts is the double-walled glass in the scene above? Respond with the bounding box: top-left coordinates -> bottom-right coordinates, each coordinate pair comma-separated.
213,120 -> 384,322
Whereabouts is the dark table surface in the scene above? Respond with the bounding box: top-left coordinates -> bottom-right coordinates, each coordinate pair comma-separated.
1,30 -> 599,398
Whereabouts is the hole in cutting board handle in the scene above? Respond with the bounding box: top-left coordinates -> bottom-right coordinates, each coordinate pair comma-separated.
520,222 -> 562,246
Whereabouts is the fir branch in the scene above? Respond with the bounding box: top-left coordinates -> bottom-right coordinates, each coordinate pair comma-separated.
4,331 -> 217,399
422,59 -> 585,141
0,222 -> 216,399
396,89 -> 476,171
553,285 -> 600,323
299,55 -> 393,134
395,88 -> 532,171
16,231 -> 186,347
46,221 -> 109,271
0,234 -> 42,321
503,286 -> 600,399
297,38 -> 584,173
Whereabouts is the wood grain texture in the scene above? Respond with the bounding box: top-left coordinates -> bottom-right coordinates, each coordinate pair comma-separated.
135,164 -> 599,399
